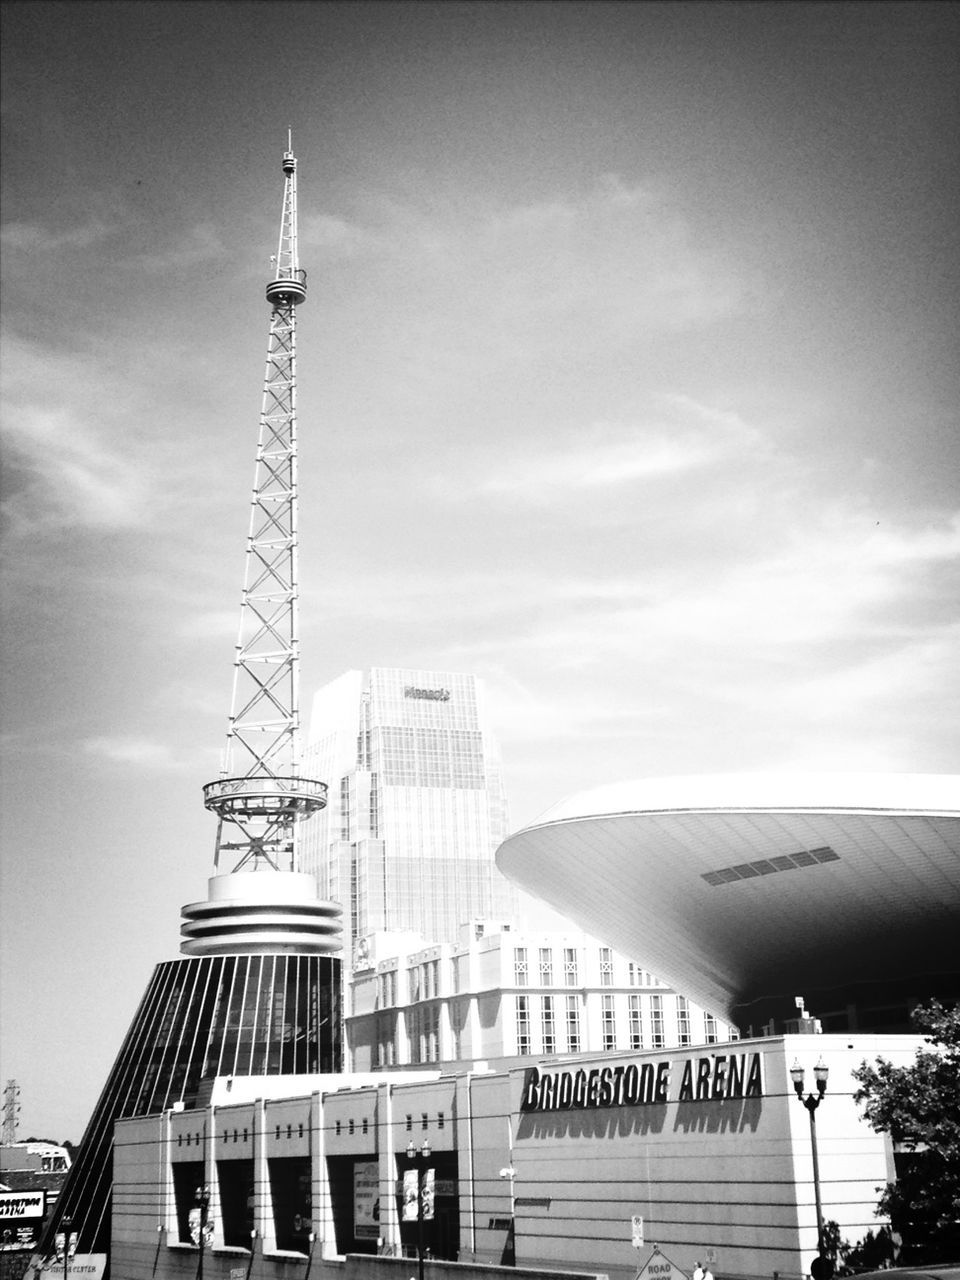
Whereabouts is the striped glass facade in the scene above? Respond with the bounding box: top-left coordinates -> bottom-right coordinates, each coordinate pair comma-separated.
40,953 -> 341,1268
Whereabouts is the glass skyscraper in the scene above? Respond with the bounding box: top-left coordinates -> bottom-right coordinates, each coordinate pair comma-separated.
302,668 -> 519,956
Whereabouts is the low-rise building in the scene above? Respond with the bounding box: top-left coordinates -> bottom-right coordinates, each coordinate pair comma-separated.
108,1034 -> 913,1280
346,922 -> 737,1071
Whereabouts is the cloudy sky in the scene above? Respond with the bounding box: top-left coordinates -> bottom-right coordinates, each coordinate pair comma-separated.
1,0 -> 958,1140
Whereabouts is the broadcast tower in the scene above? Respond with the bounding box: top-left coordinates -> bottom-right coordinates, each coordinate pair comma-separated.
35,140 -> 342,1278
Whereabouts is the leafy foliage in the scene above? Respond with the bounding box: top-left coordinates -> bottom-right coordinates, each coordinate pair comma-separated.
852,1001 -> 960,1256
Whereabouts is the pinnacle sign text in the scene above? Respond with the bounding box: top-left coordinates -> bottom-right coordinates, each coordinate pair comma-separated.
520,1052 -> 764,1113
404,687 -> 451,701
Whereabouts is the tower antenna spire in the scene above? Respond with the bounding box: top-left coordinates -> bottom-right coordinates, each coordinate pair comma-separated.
199,140 -> 325,876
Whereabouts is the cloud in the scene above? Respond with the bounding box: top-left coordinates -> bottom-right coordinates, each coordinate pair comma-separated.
478,397 -> 763,498
0,219 -> 114,252
319,173 -> 752,344
83,735 -> 188,770
299,214 -> 385,258
0,331 -> 171,536
178,611 -> 238,640
119,223 -> 224,273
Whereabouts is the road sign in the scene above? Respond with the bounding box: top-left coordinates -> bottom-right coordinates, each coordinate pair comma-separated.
636,1245 -> 688,1280
631,1216 -> 644,1247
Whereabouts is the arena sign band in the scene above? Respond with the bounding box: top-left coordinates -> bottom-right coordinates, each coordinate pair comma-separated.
520,1052 -> 763,1113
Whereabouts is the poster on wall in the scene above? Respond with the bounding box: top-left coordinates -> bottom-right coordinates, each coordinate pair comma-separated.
401,1170 -> 418,1223
0,1191 -> 46,1251
354,1162 -> 380,1240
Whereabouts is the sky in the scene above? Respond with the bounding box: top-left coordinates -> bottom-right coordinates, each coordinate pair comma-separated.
1,0 -> 958,1142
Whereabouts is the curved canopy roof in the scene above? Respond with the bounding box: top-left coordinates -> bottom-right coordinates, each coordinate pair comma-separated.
497,773 -> 960,1022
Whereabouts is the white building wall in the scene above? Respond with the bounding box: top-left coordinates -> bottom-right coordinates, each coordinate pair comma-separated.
110,1036 -> 913,1280
346,925 -> 737,1072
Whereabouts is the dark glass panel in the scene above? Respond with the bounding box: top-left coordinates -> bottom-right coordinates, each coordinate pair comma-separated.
236,955 -> 263,1075
250,954 -> 276,1074
205,956 -> 239,1077
182,959 -> 224,1104
171,1160 -> 205,1244
217,1158 -> 254,1247
268,1156 -> 312,1253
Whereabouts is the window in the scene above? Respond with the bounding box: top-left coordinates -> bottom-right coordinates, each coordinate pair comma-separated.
629,994 -> 643,1050
650,994 -> 665,1049
677,996 -> 691,1047
602,994 -> 616,1050
539,947 -> 553,985
541,995 -> 556,1054
514,947 -> 528,987
563,947 -> 579,987
516,995 -> 531,1055
368,771 -> 379,837
339,776 -> 351,841
565,995 -> 580,1052
378,970 -> 397,1008
268,1157 -> 311,1253
172,1161 -> 205,1243
421,1004 -> 440,1063
599,947 -> 614,986
705,1014 -> 718,1044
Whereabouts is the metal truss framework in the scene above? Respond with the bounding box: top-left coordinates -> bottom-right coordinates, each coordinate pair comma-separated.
204,141 -> 325,873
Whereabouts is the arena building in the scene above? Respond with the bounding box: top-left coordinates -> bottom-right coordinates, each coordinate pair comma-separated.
102,773 -> 959,1280
496,773 -> 960,1034
108,1032 -> 920,1280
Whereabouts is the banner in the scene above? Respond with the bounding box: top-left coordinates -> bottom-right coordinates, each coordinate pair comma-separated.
353,1162 -> 380,1240
421,1169 -> 434,1222
401,1170 -> 419,1223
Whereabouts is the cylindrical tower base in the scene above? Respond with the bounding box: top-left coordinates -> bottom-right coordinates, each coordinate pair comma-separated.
180,870 -> 342,955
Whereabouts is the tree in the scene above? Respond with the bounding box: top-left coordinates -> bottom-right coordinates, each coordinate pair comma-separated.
852,1001 -> 960,1258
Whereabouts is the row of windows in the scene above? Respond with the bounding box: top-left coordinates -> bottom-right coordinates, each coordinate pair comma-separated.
375,947 -> 678,1012
515,993 -> 724,1054
514,947 -> 667,989
372,993 -> 725,1066
409,959 -> 441,1004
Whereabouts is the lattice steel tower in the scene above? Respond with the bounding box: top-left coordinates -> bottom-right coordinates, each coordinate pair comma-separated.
37,144 -> 343,1279
204,133 -> 323,877
180,136 -> 339,956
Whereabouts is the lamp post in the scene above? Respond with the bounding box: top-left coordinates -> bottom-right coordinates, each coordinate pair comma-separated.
406,1140 -> 432,1280
194,1185 -> 211,1280
790,1057 -> 830,1279
60,1216 -> 73,1280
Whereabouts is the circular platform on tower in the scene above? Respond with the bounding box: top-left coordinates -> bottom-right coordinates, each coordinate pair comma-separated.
265,270 -> 307,305
203,775 -> 326,819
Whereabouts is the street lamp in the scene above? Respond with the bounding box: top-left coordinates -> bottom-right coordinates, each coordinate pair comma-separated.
405,1139 -> 432,1280
790,1057 -> 830,1279
194,1185 -> 211,1280
58,1216 -> 73,1280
